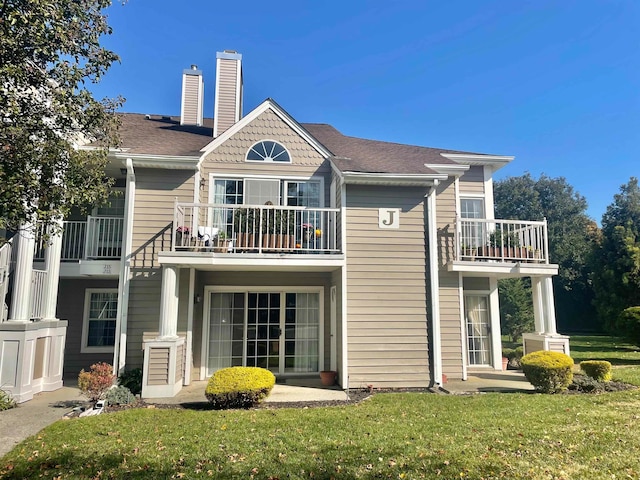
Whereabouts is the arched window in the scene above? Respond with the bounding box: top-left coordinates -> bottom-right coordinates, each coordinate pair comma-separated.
246,140 -> 291,163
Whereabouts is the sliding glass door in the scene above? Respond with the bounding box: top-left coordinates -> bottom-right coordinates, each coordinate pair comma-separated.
206,290 -> 321,376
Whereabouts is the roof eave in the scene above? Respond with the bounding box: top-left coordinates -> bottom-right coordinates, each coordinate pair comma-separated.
441,154 -> 514,172
112,152 -> 200,170
341,172 -> 448,186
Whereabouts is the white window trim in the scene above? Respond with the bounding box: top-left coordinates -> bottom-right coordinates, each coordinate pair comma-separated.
200,285 -> 325,379
81,288 -> 118,354
208,173 -> 325,207
245,139 -> 292,163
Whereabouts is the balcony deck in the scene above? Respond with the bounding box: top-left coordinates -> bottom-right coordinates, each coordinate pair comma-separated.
448,218 -> 558,277
159,203 -> 344,270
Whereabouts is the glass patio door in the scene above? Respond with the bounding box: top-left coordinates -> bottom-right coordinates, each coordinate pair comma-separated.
464,294 -> 492,365
207,291 -> 320,376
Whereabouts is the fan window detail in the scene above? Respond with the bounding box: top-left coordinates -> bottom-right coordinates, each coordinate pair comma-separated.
246,141 -> 291,163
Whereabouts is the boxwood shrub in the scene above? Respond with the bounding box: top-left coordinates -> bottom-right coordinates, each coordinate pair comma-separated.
205,366 -> 275,409
617,307 -> 640,345
521,350 -> 574,393
580,360 -> 612,382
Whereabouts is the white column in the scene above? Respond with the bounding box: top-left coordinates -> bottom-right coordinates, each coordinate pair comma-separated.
426,182 -> 443,385
9,223 -> 36,321
543,276 -> 558,335
42,218 -> 63,319
531,277 -> 545,334
159,265 -> 179,339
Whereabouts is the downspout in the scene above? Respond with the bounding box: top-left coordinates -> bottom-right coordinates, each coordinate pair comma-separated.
426,180 -> 443,387
113,158 -> 136,375
339,178 -> 349,391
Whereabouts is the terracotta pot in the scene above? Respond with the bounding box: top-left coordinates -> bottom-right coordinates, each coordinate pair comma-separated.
319,370 -> 337,386
502,356 -> 509,371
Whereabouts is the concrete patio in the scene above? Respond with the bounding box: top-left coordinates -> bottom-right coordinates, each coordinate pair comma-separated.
444,370 -> 534,394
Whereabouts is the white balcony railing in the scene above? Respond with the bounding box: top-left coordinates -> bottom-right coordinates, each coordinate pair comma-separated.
455,218 -> 550,263
31,269 -> 47,319
34,216 -> 123,261
174,202 -> 341,254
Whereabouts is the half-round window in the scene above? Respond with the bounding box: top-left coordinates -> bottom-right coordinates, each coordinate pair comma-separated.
246,140 -> 291,163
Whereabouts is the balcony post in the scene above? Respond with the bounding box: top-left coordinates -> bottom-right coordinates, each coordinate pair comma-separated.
531,277 -> 545,334
542,276 -> 558,335
42,216 -> 63,320
158,265 -> 179,339
9,221 -> 36,321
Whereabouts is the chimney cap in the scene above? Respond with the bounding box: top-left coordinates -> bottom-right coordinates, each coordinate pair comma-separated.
190,64 -> 198,70
217,50 -> 242,61
183,65 -> 202,75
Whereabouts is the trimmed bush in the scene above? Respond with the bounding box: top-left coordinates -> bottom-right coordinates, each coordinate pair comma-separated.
78,362 -> 116,403
617,307 -> 640,345
580,360 -> 612,382
118,368 -> 142,396
521,350 -> 574,393
105,385 -> 136,406
205,366 -> 275,409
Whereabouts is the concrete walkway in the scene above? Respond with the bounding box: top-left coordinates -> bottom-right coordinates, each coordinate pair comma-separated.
444,371 -> 534,394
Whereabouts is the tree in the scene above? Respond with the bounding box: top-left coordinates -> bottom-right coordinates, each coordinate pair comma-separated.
494,174 -> 597,331
498,278 -> 534,342
592,177 -> 640,331
0,0 -> 123,231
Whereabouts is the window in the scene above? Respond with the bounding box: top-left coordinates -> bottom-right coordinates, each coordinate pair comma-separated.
82,289 -> 118,353
246,140 -> 291,162
460,197 -> 485,248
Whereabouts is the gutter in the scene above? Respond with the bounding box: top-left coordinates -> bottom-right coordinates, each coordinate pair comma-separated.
113,158 -> 136,375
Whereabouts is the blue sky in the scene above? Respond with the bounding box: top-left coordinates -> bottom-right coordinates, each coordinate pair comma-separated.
91,0 -> 639,222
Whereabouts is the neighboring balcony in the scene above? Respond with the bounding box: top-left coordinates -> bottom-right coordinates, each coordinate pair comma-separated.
34,216 -> 124,262
172,202 -> 342,256
450,218 -> 558,276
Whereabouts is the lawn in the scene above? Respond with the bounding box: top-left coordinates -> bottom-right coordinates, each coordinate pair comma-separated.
2,335 -> 640,479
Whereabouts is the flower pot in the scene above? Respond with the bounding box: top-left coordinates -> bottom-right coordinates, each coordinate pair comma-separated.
502,356 -> 509,371
319,370 -> 337,386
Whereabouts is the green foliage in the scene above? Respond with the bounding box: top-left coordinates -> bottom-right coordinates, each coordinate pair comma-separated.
616,307 -> 640,345
498,278 -> 534,342
0,0 -> 123,230
0,387 -> 17,411
592,178 -> 640,331
118,368 -> 142,396
580,360 -> 612,382
521,350 -> 574,393
105,385 -> 136,406
78,362 -> 116,403
205,366 -> 275,409
494,174 -> 597,331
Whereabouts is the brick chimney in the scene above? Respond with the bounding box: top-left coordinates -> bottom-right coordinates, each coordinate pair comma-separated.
213,50 -> 243,137
180,65 -> 204,126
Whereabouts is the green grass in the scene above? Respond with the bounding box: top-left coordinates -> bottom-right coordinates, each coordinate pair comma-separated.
3,335 -> 640,479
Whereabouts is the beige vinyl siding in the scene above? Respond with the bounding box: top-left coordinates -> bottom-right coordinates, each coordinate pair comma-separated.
182,74 -> 200,125
331,268 -> 343,378
124,169 -> 195,370
176,342 -> 184,382
346,185 -> 430,388
131,168 -> 194,269
463,277 -> 490,291
436,178 -> 464,379
216,58 -> 240,135
57,278 -> 118,380
147,347 -> 170,385
459,166 -> 485,195
202,109 -> 330,204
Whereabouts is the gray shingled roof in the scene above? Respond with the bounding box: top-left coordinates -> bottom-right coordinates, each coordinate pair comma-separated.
116,113 -> 489,174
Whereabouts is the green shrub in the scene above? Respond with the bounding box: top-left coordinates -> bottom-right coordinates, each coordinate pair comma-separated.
521,350 -> 574,393
205,366 -> 275,409
78,362 -> 116,403
617,307 -> 640,345
0,387 -> 16,411
118,368 -> 142,396
502,346 -> 525,368
580,360 -> 612,382
105,385 -> 136,406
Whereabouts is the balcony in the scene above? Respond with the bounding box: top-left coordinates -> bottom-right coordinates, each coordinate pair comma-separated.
450,218 -> 557,275
173,203 -> 342,256
34,216 -> 124,262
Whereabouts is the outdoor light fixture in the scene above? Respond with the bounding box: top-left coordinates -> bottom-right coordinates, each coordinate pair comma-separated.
194,293 -> 202,304
120,168 -> 127,176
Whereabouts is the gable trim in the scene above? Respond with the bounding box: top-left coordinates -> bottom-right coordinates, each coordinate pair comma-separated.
198,99 -> 332,164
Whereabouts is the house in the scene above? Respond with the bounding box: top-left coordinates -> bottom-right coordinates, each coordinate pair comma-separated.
0,51 -> 569,402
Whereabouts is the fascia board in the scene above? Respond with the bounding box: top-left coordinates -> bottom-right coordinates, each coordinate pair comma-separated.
441,154 -> 514,171
428,164 -> 471,176
113,152 -> 199,170
341,172 -> 448,186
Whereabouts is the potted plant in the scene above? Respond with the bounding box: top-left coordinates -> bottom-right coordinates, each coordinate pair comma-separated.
214,230 -> 230,253
234,207 -> 258,250
319,370 -> 337,386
